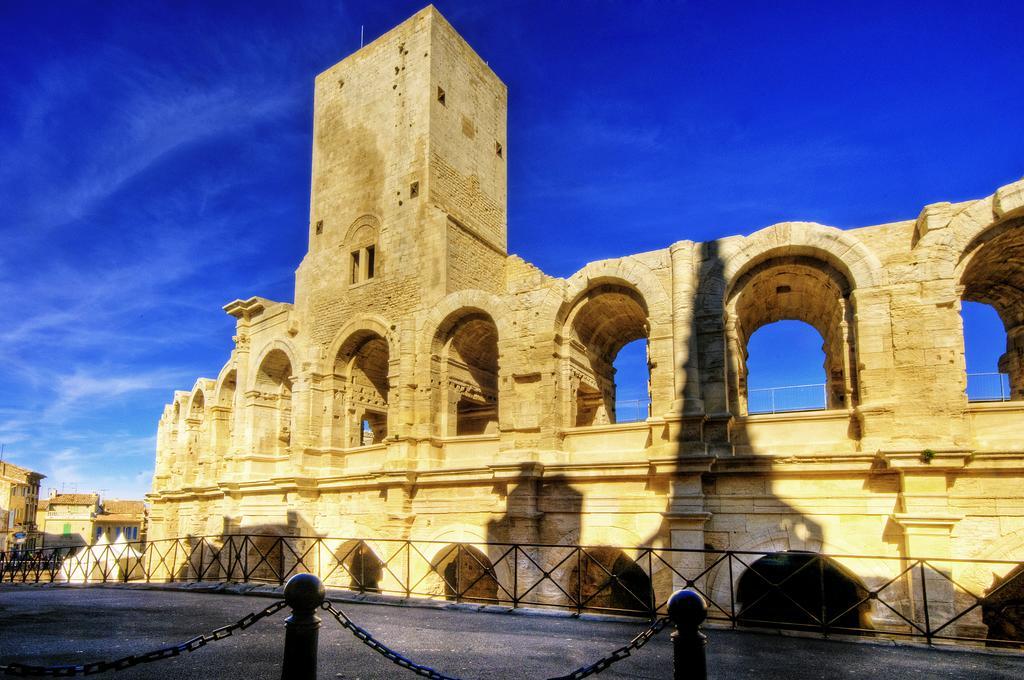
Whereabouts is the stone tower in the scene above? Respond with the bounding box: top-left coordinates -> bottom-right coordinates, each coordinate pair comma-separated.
296,5 -> 508,335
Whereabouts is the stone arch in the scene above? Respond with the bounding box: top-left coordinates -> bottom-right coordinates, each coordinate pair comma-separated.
696,224 -> 877,418
332,539 -> 384,593
326,320 -> 396,448
429,543 -> 501,603
211,364 -> 237,463
249,340 -> 299,393
188,387 -> 206,421
735,551 -> 871,631
721,222 -> 885,300
323,314 -> 398,375
422,293 -> 510,437
726,255 -> 858,414
955,211 -> 1024,401
552,260 -> 674,425
948,179 -> 1024,258
419,290 -> 513,355
567,546 -> 654,614
705,527 -> 891,629
250,344 -> 296,455
420,524 -> 514,593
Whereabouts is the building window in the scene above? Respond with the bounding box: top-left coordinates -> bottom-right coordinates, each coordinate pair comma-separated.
350,246 -> 377,284
63,523 -> 72,535
96,527 -> 102,539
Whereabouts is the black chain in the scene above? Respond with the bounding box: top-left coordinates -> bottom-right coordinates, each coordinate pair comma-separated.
322,600 -> 669,680
544,617 -> 669,680
322,601 -> 462,680
0,600 -> 287,677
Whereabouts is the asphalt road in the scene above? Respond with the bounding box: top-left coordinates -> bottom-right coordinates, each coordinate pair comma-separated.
2,585 -> 1024,679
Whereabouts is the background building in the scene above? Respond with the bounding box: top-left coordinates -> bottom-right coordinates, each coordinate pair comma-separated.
0,461 -> 44,551
38,493 -> 146,549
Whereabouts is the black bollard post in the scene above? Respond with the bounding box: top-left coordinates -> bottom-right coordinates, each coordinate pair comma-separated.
281,573 -> 326,680
667,589 -> 708,680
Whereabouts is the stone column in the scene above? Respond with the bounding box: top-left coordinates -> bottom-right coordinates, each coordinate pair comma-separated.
999,324 -> 1024,400
669,241 -> 703,414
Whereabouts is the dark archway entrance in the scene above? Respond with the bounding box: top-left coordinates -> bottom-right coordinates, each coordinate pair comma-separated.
434,544 -> 499,603
736,551 -> 870,631
568,547 -> 653,614
983,563 -> 1024,645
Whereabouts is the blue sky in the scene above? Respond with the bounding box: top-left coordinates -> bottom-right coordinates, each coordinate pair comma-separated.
1,1 -> 1022,499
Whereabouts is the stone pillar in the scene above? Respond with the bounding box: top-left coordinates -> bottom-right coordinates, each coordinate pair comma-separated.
669,241 -> 703,414
999,324 -> 1024,400
894,512 -> 964,638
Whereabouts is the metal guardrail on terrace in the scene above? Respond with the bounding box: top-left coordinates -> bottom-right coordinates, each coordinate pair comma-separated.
2,535 -> 1022,648
967,372 -> 1011,402
745,373 -> 1013,413
747,384 -> 827,414
615,398 -> 650,423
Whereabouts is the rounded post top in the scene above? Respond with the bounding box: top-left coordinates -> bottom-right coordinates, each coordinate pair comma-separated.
667,589 -> 707,629
284,573 -> 326,611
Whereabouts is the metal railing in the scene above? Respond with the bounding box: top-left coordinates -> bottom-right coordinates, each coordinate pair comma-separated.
967,372 -> 1011,402
2,536 -> 1022,648
747,383 -> 827,414
615,398 -> 651,423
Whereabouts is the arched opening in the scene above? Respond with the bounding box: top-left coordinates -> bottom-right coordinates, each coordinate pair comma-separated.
434,312 -> 500,436
727,256 -> 857,415
960,220 -> 1024,401
745,321 -> 828,413
245,535 -> 284,584
567,547 -> 652,614
736,551 -> 871,631
214,370 -> 236,455
566,284 -> 650,427
334,540 -> 384,593
189,390 -> 205,420
433,544 -> 499,603
253,349 -> 293,455
982,563 -> 1024,645
332,331 -> 390,447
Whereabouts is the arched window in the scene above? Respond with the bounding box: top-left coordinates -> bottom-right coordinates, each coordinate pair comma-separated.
346,217 -> 380,285
745,321 -> 828,413
214,370 -> 236,455
433,312 -> 500,436
332,331 -> 390,447
566,284 -> 649,427
253,349 -> 293,455
727,256 -> 857,415
959,220 -> 1024,401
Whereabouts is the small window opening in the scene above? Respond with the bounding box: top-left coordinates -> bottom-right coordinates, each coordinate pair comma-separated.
350,250 -> 361,284
410,181 -> 419,198
775,285 -> 791,294
315,220 -> 323,235
495,141 -> 503,158
437,86 -> 446,106
366,245 -> 376,279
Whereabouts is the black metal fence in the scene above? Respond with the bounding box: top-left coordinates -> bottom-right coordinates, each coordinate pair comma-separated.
2,535 -> 1022,648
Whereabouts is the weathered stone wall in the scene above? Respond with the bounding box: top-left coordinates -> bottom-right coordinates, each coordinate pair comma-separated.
148,5 -> 1024,630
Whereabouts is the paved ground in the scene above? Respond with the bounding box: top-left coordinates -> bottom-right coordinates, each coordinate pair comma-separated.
2,585 -> 1024,679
